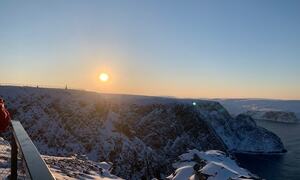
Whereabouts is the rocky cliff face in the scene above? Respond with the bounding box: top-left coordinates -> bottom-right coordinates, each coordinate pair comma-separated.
189,103 -> 286,154
0,86 -> 285,179
230,114 -> 285,153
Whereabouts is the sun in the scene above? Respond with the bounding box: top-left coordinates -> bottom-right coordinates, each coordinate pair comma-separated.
99,73 -> 109,82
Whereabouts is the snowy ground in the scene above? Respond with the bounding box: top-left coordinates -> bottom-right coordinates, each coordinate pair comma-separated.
0,137 -> 10,179
43,155 -> 122,180
0,137 -> 122,180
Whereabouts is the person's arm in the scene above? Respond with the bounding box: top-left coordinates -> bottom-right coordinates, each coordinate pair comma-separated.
0,107 -> 6,120
0,105 -> 12,132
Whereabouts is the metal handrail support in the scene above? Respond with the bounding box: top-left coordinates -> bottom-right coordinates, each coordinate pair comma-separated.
10,120 -> 55,180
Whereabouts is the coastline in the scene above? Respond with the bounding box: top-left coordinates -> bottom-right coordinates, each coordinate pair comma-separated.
254,118 -> 300,124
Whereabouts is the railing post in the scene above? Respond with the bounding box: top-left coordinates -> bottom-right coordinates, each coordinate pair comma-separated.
11,135 -> 18,180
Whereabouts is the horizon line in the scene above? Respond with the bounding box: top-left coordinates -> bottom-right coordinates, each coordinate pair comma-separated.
1,83 -> 300,101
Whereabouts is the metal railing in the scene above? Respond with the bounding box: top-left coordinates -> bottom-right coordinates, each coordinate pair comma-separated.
11,120 -> 55,180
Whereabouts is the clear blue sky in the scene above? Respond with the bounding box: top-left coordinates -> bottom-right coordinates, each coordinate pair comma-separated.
0,0 -> 299,99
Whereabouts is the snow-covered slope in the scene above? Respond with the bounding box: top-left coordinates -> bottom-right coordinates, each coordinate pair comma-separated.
0,86 -> 285,179
217,99 -> 300,121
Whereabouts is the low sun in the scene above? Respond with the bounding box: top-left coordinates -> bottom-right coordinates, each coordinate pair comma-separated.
99,73 -> 109,82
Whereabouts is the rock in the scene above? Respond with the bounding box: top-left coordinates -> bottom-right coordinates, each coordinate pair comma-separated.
168,149 -> 260,180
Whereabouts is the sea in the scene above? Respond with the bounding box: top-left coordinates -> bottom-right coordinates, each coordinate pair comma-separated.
236,120 -> 300,180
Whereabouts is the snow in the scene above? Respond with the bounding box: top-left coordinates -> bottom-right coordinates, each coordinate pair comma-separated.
43,155 -> 123,180
168,149 -> 258,180
0,137 -> 122,180
167,166 -> 194,180
0,138 -> 10,179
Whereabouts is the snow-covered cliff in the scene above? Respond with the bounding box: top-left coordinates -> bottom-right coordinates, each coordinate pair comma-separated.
0,86 -> 285,179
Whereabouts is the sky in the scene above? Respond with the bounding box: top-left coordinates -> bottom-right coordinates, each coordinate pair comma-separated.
0,0 -> 299,99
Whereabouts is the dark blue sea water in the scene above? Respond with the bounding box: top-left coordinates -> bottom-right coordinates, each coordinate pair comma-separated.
236,120 -> 300,180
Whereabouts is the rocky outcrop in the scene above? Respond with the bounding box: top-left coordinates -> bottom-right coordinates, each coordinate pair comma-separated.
192,103 -> 286,154
230,114 -> 286,153
167,149 -> 260,180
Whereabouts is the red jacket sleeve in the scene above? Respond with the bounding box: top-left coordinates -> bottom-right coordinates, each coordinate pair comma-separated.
0,107 -> 11,132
